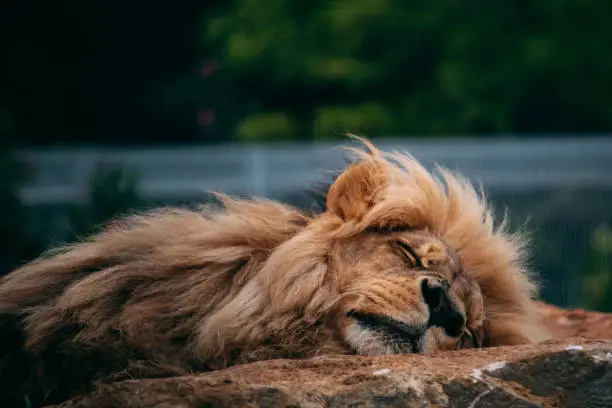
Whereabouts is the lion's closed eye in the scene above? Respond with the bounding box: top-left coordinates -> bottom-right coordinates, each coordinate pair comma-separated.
394,240 -> 424,269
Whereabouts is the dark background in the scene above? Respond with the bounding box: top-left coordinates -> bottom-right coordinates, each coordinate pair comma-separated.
1,0 -> 611,311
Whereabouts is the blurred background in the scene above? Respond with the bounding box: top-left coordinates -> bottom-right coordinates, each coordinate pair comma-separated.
1,0 -> 611,311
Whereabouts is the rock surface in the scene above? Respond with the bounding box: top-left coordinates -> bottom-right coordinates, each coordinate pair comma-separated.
538,302 -> 612,340
52,304 -> 612,408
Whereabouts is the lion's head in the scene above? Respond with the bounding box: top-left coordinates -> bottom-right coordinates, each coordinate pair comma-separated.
194,138 -> 547,361
0,137 -> 549,406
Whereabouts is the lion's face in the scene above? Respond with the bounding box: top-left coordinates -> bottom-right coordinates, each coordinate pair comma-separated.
328,228 -> 485,356
296,150 -> 489,356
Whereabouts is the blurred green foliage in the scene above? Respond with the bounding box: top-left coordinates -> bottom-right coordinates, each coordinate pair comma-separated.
5,1 -> 612,144
313,104 -> 399,140
237,112 -> 296,141
197,0 -> 612,141
583,224 -> 612,312
67,164 -> 144,240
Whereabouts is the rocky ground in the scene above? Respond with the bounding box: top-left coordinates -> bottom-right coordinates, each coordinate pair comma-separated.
52,304 -> 612,408
538,302 -> 612,340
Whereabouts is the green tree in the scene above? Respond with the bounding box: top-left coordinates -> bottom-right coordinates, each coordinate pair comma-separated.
67,164 -> 144,240
201,0 -> 612,141
583,224 -> 612,312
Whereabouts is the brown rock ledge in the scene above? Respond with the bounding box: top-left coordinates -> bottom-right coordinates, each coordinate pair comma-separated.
50,304 -> 612,408
51,339 -> 611,408
539,302 -> 612,341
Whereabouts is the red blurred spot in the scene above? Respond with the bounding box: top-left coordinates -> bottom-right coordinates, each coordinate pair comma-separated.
197,109 -> 215,127
200,59 -> 218,77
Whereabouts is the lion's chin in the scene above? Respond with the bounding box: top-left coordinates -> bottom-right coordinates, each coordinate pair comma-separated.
342,312 -> 428,356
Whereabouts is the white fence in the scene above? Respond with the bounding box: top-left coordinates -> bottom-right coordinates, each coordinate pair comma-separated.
17,136 -> 612,206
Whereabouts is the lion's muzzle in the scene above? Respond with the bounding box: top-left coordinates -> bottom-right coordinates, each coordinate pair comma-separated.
421,278 -> 466,338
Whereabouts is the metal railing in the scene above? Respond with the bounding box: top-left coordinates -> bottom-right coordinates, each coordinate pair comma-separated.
17,136 -> 612,205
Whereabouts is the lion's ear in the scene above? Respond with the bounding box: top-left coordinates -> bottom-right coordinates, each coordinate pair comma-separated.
326,160 -> 387,220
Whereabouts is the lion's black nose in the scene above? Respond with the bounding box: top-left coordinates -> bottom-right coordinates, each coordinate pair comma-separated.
420,278 -> 465,338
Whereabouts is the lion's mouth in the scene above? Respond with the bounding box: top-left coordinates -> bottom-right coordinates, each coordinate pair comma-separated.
348,311 -> 425,353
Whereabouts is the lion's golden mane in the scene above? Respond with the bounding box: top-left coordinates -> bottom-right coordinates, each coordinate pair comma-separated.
0,137 -> 549,407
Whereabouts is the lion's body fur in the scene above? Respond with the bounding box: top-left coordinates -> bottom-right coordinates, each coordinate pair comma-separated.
0,138 -> 549,406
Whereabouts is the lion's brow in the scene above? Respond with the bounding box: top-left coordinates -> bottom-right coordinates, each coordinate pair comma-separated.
364,225 -> 416,234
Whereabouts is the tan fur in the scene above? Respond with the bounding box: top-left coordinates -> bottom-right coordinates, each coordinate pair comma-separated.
0,136 -> 549,406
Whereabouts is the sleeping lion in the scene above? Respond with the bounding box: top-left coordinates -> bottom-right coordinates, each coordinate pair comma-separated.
0,137 -> 549,407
